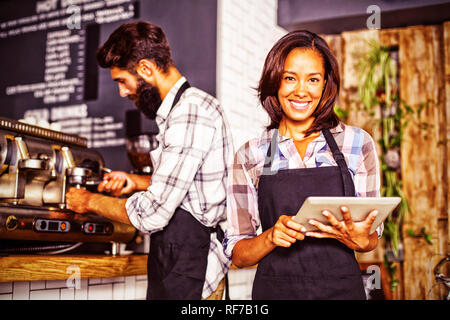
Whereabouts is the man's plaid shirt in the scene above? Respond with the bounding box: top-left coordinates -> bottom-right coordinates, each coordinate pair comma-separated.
126,77 -> 234,298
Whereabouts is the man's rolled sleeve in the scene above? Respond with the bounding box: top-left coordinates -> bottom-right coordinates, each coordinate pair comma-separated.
125,191 -> 165,233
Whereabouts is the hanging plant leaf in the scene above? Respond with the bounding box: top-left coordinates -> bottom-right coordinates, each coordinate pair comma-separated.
333,105 -> 348,119
390,279 -> 399,291
406,227 -> 433,244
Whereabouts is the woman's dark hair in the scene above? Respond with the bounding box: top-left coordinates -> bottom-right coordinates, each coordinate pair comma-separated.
96,21 -> 173,73
257,30 -> 340,135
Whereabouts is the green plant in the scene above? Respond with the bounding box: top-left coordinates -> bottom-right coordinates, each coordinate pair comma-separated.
355,39 -> 440,295
333,105 -> 348,120
407,227 -> 433,244
356,40 -> 409,292
356,41 -> 436,254
384,260 -> 399,291
357,40 -> 408,256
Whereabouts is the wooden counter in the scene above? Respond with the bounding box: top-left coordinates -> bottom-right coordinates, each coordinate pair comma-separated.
0,254 -> 148,282
0,252 -> 258,283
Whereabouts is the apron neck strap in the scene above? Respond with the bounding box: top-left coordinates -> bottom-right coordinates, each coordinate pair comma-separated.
263,127 -> 355,196
264,128 -> 347,168
169,81 -> 191,113
322,128 -> 355,196
262,129 -> 279,175
322,128 -> 345,164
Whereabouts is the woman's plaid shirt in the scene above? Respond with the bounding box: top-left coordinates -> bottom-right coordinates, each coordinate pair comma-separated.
224,122 -> 382,259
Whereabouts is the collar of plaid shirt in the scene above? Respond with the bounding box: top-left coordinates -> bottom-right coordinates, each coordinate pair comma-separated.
155,76 -> 187,122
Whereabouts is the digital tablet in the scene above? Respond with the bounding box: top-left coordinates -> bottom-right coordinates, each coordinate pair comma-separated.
292,197 -> 401,234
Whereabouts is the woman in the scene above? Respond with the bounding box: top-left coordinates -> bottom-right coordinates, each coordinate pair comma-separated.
224,30 -> 382,300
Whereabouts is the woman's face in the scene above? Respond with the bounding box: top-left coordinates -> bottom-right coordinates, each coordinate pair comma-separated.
277,48 -> 326,126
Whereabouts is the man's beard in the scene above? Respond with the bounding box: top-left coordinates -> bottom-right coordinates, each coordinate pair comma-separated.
130,78 -> 162,120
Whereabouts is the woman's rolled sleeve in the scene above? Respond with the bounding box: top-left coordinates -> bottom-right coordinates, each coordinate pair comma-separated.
224,146 -> 262,260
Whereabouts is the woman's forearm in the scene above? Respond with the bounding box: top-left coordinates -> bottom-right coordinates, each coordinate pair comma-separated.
232,215 -> 308,267
232,228 -> 276,268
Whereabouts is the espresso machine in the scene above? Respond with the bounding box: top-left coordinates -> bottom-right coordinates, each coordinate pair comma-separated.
0,117 -> 137,250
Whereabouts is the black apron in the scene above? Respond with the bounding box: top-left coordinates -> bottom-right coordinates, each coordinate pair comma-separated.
252,128 -> 366,300
146,81 -> 212,300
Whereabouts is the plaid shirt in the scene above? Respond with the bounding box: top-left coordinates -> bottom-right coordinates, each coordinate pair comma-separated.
224,122 -> 382,258
125,77 -> 234,298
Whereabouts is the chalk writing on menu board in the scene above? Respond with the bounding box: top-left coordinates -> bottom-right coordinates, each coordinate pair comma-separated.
0,0 -> 138,149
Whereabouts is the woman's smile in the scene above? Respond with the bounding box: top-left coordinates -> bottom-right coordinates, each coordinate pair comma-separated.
289,100 -> 312,111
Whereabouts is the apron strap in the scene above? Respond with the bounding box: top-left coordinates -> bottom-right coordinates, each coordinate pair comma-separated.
169,80 -> 191,113
262,129 -> 279,175
322,128 -> 355,196
263,127 -> 355,196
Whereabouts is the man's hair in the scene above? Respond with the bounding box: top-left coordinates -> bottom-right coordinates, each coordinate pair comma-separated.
96,21 -> 174,73
257,30 -> 340,136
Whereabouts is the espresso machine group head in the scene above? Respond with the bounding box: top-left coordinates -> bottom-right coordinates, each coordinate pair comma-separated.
0,118 -> 103,207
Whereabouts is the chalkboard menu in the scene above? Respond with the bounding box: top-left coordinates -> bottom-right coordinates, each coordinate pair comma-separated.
0,0 -> 217,172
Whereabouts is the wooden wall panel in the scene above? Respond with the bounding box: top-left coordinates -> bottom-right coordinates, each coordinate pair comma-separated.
442,21 -> 450,298
399,25 -> 447,300
324,23 -> 448,299
444,21 -> 450,254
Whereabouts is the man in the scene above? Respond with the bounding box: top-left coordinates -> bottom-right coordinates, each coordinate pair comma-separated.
66,21 -> 233,300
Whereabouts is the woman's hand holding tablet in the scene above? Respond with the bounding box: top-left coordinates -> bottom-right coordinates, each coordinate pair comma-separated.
293,196 -> 401,251
305,205 -> 380,251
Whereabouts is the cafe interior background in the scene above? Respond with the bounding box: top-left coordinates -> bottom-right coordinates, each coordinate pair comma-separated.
0,0 -> 448,300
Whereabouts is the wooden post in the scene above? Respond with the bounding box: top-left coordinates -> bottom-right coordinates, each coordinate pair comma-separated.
399,25 -> 448,300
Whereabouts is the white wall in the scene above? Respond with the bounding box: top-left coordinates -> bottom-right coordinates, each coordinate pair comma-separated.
217,0 -> 287,300
217,0 -> 287,150
0,275 -> 148,300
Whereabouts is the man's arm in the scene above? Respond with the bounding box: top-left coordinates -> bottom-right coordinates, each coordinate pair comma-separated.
97,171 -> 151,196
66,187 -> 132,225
127,173 -> 151,190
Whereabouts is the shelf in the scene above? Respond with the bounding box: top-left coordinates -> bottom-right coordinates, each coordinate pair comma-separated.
0,254 -> 147,282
